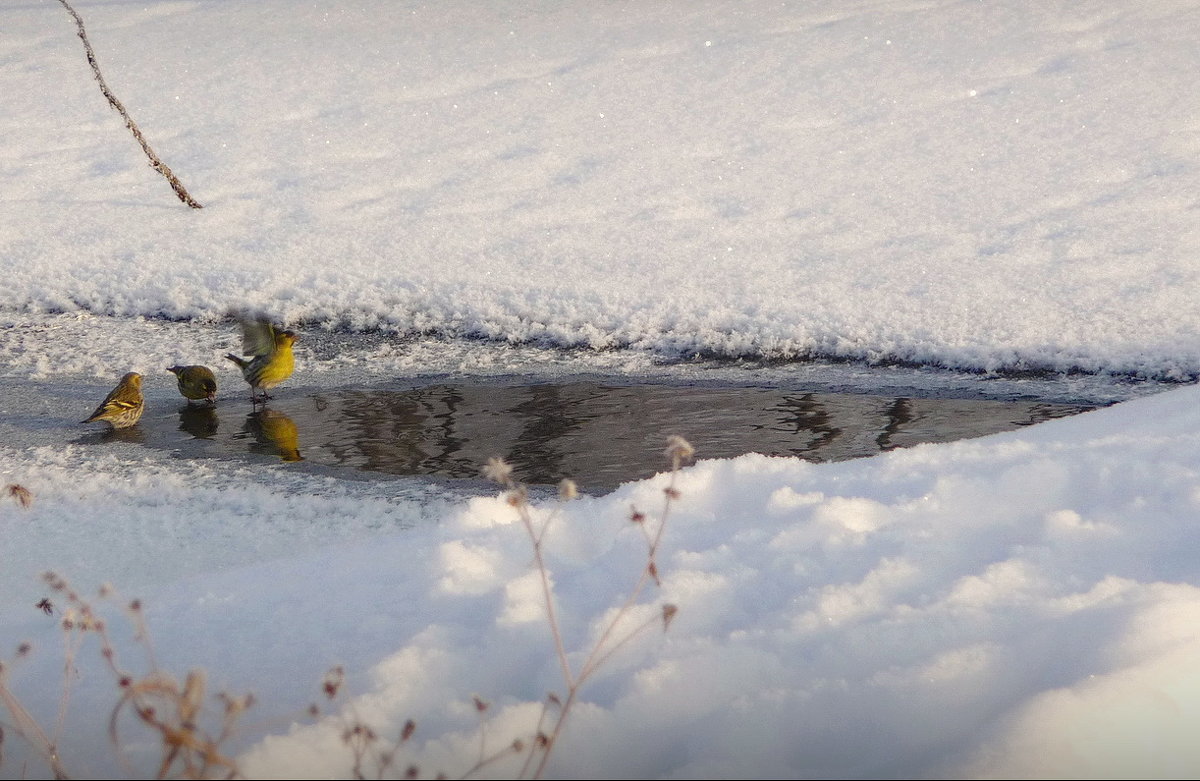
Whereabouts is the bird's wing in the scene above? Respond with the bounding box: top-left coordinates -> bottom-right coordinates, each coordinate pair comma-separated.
85,385 -> 132,420
111,380 -> 142,407
100,384 -> 126,407
240,317 -> 278,357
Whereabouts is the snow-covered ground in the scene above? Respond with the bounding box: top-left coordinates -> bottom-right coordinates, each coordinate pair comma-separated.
2,1 -> 1199,778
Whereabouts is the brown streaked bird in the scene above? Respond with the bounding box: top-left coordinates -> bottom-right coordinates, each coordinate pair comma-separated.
81,372 -> 144,429
224,315 -> 297,403
167,364 -> 218,404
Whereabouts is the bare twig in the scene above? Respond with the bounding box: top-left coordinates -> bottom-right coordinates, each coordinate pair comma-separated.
0,574 -> 248,779
1,437 -> 692,781
0,659 -> 70,780
484,436 -> 694,780
55,0 -> 203,208
528,457 -> 686,779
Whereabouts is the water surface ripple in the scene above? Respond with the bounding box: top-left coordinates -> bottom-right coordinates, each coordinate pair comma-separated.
150,381 -> 1095,494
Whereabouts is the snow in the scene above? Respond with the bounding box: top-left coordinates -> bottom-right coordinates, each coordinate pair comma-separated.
2,0 -> 1199,778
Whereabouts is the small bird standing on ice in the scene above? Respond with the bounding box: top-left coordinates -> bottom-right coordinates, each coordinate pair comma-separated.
167,364 -> 218,404
81,371 -> 145,429
224,315 -> 297,403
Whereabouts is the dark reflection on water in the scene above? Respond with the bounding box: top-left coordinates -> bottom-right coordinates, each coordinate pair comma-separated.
177,382 -> 1096,494
76,425 -> 147,446
177,404 -> 220,439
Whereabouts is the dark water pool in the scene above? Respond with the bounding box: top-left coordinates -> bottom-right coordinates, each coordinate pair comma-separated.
135,381 -> 1096,494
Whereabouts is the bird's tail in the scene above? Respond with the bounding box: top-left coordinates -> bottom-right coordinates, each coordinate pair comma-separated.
225,353 -> 248,369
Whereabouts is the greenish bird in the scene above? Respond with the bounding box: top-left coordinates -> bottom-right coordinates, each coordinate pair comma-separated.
167,364 -> 218,404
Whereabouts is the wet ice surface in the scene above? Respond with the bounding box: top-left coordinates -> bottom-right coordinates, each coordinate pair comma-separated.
6,324 -> 1170,496
124,378 -> 1099,495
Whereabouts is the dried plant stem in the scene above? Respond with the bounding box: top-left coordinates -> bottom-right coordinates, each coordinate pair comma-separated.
577,470 -> 679,684
519,504 -> 576,690
484,438 -> 692,780
528,470 -> 682,779
45,575 -> 247,778
0,671 -> 69,780
55,0 -> 203,209
51,623 -> 89,762
457,738 -> 526,779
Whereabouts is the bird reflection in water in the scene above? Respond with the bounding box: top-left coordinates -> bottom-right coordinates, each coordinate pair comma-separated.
79,426 -> 146,445
178,404 -> 220,439
245,408 -> 303,462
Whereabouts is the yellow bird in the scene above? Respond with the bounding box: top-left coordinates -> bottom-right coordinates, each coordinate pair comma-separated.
224,315 -> 297,402
82,372 -> 144,429
167,365 -> 218,404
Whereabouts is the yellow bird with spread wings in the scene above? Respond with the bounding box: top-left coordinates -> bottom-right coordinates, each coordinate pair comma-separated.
224,315 -> 297,403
